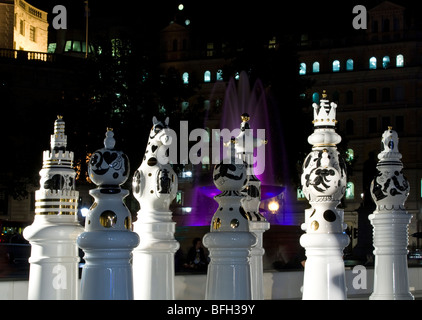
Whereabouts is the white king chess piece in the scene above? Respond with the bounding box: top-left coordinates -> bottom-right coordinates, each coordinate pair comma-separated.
132,116 -> 179,300
369,127 -> 414,300
77,128 -> 139,300
24,116 -> 83,300
299,91 -> 349,300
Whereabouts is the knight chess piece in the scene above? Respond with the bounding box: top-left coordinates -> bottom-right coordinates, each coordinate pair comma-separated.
299,90 -> 349,300
369,127 -> 414,300
132,116 -> 179,300
77,128 -> 139,300
24,116 -> 83,300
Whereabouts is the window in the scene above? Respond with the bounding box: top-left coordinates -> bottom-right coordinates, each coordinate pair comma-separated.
29,26 -> 36,42
383,19 -> 390,32
64,40 -> 72,52
395,86 -> 404,101
383,56 -> 390,69
204,70 -> 211,83
47,43 -> 57,53
19,20 -> 24,36
312,62 -> 320,73
369,57 -> 377,69
216,69 -> 223,81
346,59 -> 354,71
368,88 -> 377,103
268,36 -> 277,49
181,101 -> 189,112
332,60 -> 340,72
297,188 -> 306,200
206,43 -> 214,57
312,92 -> 320,103
346,149 -> 354,162
345,182 -> 355,199
299,63 -> 306,75
396,54 -> 404,67
172,39 -> 178,51
382,87 -> 390,102
182,72 -> 189,84
72,41 -> 81,52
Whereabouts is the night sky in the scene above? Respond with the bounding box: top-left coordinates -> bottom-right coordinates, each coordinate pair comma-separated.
28,0 -> 415,37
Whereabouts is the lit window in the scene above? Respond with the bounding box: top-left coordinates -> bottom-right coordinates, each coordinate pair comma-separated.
346,59 -> 354,71
346,182 -> 355,199
369,57 -> 377,69
345,149 -> 354,162
72,41 -> 81,52
216,69 -> 223,81
182,72 -> 189,84
312,92 -> 320,103
396,54 -> 404,67
206,43 -> 214,57
268,36 -> 277,49
29,26 -> 36,42
181,101 -> 189,111
47,43 -> 57,53
383,56 -> 390,69
312,62 -> 320,73
299,63 -> 306,75
204,70 -> 211,82
234,72 -> 240,80
297,188 -> 306,200
333,60 -> 340,72
64,40 -> 72,52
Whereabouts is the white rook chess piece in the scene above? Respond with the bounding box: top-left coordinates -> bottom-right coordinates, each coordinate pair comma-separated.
78,128 -> 139,300
369,127 -> 414,300
132,116 -> 179,300
231,113 -> 269,300
24,116 -> 83,300
203,145 -> 257,300
300,91 -> 349,300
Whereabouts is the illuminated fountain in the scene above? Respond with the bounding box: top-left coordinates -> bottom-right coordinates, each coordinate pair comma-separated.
193,71 -> 286,226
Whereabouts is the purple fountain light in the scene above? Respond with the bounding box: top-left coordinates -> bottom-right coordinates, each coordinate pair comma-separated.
177,71 -> 291,227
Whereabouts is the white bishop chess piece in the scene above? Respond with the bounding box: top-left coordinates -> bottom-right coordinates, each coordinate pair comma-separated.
369,127 -> 414,300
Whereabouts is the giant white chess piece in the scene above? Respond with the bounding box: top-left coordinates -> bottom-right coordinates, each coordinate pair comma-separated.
369,127 -> 414,300
24,116 -> 83,300
300,91 -> 349,300
231,113 -> 269,300
78,128 -> 139,300
203,144 -> 257,300
132,116 -> 179,300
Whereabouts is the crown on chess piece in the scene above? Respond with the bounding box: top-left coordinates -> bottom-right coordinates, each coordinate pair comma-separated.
312,90 -> 338,127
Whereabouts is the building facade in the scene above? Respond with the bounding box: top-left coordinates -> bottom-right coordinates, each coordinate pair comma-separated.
0,0 -> 48,52
298,1 -> 422,253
